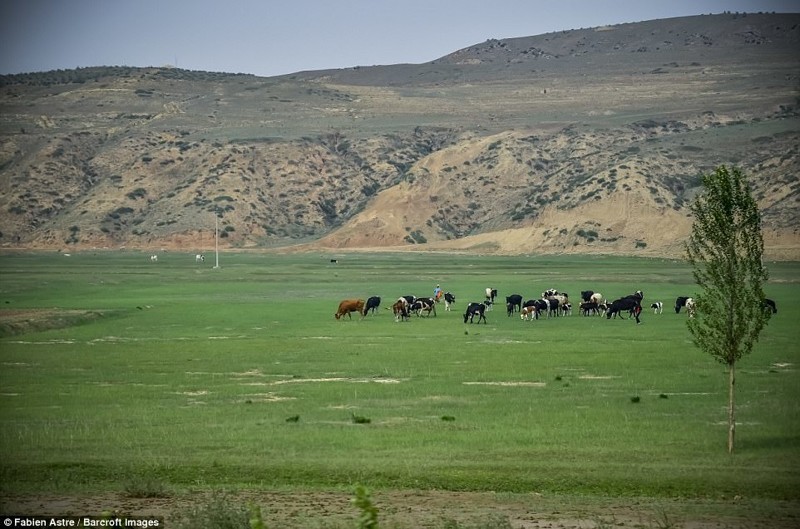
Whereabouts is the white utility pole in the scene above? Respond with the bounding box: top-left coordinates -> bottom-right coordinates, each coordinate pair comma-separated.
214,214 -> 220,269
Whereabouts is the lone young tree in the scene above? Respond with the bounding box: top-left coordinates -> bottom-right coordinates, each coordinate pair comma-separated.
685,165 -> 771,453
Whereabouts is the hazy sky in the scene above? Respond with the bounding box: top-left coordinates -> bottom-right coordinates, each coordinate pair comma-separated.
1,0 -> 797,77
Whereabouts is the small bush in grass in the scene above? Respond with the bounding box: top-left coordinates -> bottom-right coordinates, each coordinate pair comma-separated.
122,476 -> 170,498
173,493 -> 251,529
351,413 -> 371,424
441,514 -> 513,528
630,395 -> 641,403
441,415 -> 456,422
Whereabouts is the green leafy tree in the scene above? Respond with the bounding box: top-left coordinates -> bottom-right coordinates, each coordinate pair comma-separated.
685,165 -> 771,453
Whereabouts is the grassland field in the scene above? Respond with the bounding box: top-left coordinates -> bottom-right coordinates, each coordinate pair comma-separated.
0,251 -> 798,526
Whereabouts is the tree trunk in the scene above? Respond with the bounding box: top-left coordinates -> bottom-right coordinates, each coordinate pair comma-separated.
728,361 -> 736,454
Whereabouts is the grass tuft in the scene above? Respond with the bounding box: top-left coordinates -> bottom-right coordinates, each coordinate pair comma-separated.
351,413 -> 371,424
122,476 -> 170,498
173,493 -> 250,529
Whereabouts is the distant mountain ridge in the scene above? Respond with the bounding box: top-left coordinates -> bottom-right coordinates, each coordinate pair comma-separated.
1,12 -> 798,258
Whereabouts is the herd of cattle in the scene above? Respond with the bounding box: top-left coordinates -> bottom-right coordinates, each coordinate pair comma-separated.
334,288 -> 778,324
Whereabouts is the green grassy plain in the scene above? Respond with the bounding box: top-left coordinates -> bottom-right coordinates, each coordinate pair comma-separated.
0,251 -> 798,519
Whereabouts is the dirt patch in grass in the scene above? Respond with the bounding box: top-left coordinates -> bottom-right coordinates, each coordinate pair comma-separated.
0,309 -> 114,337
1,490 -> 797,528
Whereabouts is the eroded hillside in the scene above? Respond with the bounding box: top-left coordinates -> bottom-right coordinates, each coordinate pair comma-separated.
0,12 -> 798,258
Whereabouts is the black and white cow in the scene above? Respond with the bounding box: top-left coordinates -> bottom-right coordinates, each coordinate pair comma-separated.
464,302 -> 488,324
401,295 -> 417,306
533,299 -> 550,320
650,301 -> 663,314
485,288 -> 498,306
506,294 -> 523,316
444,292 -> 456,311
411,297 -> 437,317
364,296 -> 381,315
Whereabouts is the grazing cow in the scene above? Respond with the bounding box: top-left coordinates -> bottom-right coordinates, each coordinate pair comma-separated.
464,302 -> 488,324
150,254 -> 158,262
530,299 -> 549,320
685,298 -> 697,318
506,294 -> 523,316
589,292 -> 604,306
541,297 -> 560,318
580,290 -> 595,302
606,296 -> 643,324
675,296 -> 690,314
364,296 -> 381,315
580,301 -> 598,316
400,295 -> 417,308
520,305 -> 538,321
195,254 -> 205,263
651,302 -> 663,314
334,299 -> 366,320
391,299 -> 410,322
543,293 -> 569,317
763,298 -> 777,314
444,292 -> 456,311
485,288 -> 498,305
411,297 -> 436,317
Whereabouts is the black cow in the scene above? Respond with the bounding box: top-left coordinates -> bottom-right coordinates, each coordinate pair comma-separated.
464,302 -> 488,324
606,297 -> 642,324
763,298 -> 777,314
506,294 -> 523,316
675,296 -> 690,314
364,296 -> 381,315
580,301 -> 599,316
580,290 -> 595,302
443,292 -> 456,311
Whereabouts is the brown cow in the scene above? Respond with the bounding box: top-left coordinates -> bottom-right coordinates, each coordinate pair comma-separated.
335,299 -> 366,320
391,298 -> 410,322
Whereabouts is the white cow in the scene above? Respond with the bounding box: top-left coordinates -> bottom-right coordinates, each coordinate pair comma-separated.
150,255 -> 158,262
685,298 -> 697,318
195,254 -> 205,263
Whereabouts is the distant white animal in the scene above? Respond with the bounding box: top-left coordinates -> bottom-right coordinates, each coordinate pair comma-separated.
150,255 -> 158,262
195,254 -> 205,263
685,298 -> 696,318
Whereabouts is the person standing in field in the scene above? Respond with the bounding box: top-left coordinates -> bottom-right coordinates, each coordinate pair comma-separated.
434,284 -> 443,301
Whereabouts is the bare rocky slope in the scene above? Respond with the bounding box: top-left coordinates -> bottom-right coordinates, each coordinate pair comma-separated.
1,12 -> 798,258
